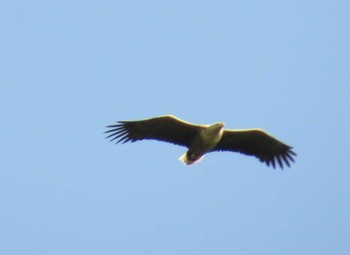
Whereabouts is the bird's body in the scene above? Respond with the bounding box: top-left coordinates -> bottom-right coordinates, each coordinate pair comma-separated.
105,115 -> 296,169
179,122 -> 224,165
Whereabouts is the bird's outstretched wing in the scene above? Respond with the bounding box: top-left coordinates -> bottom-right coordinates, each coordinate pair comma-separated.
105,115 -> 204,148
212,129 -> 296,169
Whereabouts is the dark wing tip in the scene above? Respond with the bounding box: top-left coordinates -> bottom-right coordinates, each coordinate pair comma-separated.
105,121 -> 134,144
260,146 -> 296,169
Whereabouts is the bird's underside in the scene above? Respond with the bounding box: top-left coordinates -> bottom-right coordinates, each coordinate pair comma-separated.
105,115 -> 296,169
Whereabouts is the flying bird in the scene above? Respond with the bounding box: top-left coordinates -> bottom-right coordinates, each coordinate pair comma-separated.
105,115 -> 296,169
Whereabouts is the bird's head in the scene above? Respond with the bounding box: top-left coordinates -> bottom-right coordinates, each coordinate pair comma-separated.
213,122 -> 224,129
209,122 -> 225,134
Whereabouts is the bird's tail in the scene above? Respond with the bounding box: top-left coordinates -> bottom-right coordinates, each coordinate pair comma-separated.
179,153 -> 203,165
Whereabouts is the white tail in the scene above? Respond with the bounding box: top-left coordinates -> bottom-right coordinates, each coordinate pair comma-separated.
179,153 -> 203,165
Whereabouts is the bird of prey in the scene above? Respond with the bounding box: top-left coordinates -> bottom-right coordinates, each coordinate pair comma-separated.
105,115 -> 296,169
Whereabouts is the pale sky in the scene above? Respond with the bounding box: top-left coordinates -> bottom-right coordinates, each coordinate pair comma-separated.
1,1 -> 349,254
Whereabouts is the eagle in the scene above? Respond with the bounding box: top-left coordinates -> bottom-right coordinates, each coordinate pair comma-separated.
105,115 -> 296,169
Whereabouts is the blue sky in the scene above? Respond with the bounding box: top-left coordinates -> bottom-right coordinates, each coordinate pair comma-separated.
1,1 -> 349,254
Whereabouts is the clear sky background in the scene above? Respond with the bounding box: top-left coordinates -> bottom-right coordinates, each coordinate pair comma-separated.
1,1 -> 349,255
